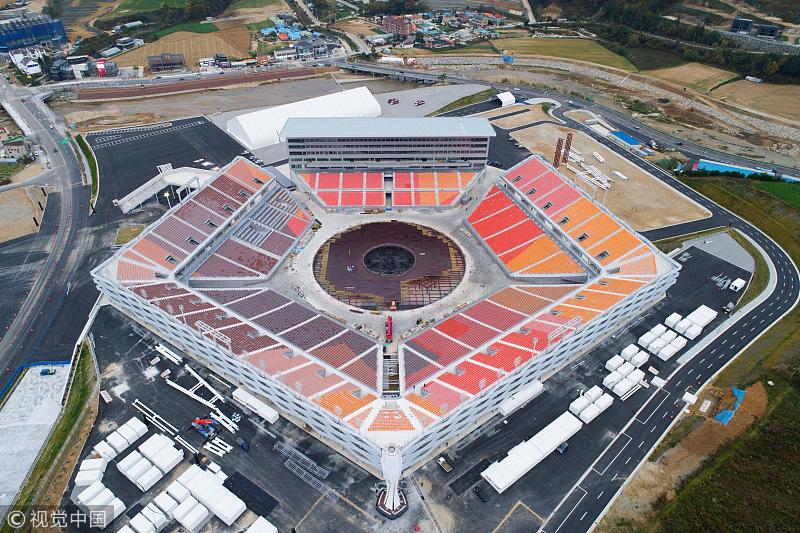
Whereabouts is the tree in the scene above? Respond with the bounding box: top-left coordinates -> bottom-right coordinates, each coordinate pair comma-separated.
42,0 -> 62,18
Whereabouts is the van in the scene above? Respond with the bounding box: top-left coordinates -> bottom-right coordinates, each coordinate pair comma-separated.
730,278 -> 746,292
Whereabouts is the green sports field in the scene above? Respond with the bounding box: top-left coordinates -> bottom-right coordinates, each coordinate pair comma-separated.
490,38 -> 636,71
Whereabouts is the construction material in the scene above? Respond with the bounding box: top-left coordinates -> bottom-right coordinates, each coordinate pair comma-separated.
650,324 -> 667,337
593,393 -> 613,412
685,324 -> 702,340
482,412 -> 582,493
499,380 -> 544,416
233,387 -> 279,423
584,385 -> 602,402
617,361 -> 635,377
155,343 -> 183,364
675,318 -> 692,334
569,395 -> 591,415
638,331 -> 657,349
621,344 -> 639,359
612,170 -> 629,181
631,351 -> 649,368
578,403 -> 601,423
134,399 -> 179,436
660,330 -> 677,344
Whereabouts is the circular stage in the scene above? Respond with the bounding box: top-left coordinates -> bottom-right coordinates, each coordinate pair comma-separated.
313,221 -> 465,311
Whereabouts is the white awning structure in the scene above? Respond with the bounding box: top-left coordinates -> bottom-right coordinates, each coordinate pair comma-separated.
226,86 -> 382,150
496,91 -> 515,107
115,167 -> 215,213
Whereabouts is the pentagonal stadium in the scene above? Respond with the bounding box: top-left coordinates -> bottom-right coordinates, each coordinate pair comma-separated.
92,117 -> 678,516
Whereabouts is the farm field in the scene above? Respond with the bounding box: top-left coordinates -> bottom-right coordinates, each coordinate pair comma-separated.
154,21 -> 218,38
229,0 -> 280,8
644,62 -> 737,92
61,0 -> 116,40
510,122 -> 710,230
114,29 -> 251,69
489,37 -> 635,71
712,80 -> 800,121
333,17 -> 385,36
107,0 -> 183,16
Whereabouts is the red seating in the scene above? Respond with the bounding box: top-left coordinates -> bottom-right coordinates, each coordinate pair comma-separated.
472,342 -> 533,372
244,346 -> 309,376
467,186 -> 511,222
217,240 -> 277,275
407,381 -> 466,416
174,200 -> 223,234
438,361 -> 501,394
435,315 -> 498,348
471,205 -> 527,237
192,255 -> 259,278
462,300 -> 527,331
485,220 -> 543,255
407,329 -> 472,367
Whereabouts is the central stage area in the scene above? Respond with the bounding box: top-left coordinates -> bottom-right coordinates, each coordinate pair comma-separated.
313,221 -> 465,310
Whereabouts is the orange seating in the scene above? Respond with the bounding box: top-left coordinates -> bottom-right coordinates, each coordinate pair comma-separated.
459,171 -> 476,187
301,173 -> 316,187
414,191 -> 437,206
519,252 -> 583,275
409,407 -> 435,428
316,384 -> 376,418
407,381 -> 466,416
551,305 -> 600,323
341,173 -> 364,189
317,173 -> 340,189
589,229 -> 641,265
502,238 -> 560,271
618,254 -> 658,276
552,198 -> 600,231
368,408 -> 415,431
587,277 -> 645,295
562,290 -> 624,312
489,287 -> 551,315
436,172 -> 459,188
515,284 -> 577,302
413,172 -> 436,189
438,190 -> 460,206
569,212 -> 618,248
223,159 -> 273,192
244,346 -> 309,376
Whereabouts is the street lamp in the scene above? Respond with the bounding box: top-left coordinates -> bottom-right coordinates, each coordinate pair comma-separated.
163,191 -> 172,209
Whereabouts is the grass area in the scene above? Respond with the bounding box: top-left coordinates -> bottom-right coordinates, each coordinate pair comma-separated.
154,21 -> 219,38
0,346 -> 96,533
229,0 -> 279,9
755,181 -> 800,210
246,18 -> 276,31
650,415 -> 704,460
431,43 -> 499,55
256,41 -> 282,54
75,134 -> 98,199
677,176 -> 800,387
490,37 -> 635,71
654,226 -> 727,253
111,0 -> 183,14
658,376 -> 800,531
428,87 -> 498,116
624,47 -> 686,71
115,224 -> 145,245
0,162 -> 24,177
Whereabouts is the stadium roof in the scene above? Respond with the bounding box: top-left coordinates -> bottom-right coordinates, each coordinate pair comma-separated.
226,87 -> 382,150
280,117 -> 496,139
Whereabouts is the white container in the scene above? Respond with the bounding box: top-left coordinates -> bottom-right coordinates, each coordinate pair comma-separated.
167,480 -> 191,502
665,312 -> 681,328
686,324 -> 702,340
76,480 -> 105,505
172,496 -> 199,522
603,371 -> 622,389
651,376 -> 667,388
605,354 -> 624,371
579,403 -> 601,423
117,450 -> 143,474
116,424 -> 139,446
246,516 -> 279,533
670,336 -> 687,350
142,503 -> 169,530
154,492 -> 179,516
621,344 -> 639,359
126,417 -> 149,438
650,324 -> 667,337
126,457 -> 152,480
593,393 -> 613,412
129,514 -> 155,533
628,368 -> 646,384
631,351 -> 649,368
657,344 -> 678,361
106,431 -> 130,453
584,385 -> 603,402
177,464 -> 202,486
87,488 -> 115,509
648,338 -> 667,354
93,440 -> 117,460
612,378 -> 634,397
660,330 -> 677,344
569,396 -> 591,415
617,361 -> 635,377
151,446 -> 183,474
179,504 -> 210,533
675,318 -> 692,334
139,434 -> 171,461
136,466 -> 163,492
79,457 -> 107,473
74,468 -> 103,487
638,331 -> 657,348
687,305 -> 717,327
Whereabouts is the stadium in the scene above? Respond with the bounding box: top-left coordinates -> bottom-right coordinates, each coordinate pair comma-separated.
92,117 -> 679,517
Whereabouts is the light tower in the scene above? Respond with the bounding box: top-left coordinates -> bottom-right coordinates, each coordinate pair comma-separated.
376,445 -> 408,518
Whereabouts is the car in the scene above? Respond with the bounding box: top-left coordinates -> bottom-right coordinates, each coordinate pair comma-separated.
556,442 -> 569,454
40,368 -> 56,376
436,456 -> 452,473
414,100 -> 425,106
49,124 -> 54,130
472,485 -> 489,502
675,141 -> 683,146
387,98 -> 399,105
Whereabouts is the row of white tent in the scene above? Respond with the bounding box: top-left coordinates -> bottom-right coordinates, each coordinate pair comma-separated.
117,434 -> 184,492
92,417 -> 149,462
75,481 -> 126,529
568,385 -> 614,424
481,411 -> 583,494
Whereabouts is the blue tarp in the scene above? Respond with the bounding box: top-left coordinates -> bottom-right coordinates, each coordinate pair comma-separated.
697,159 -> 762,177
610,130 -> 642,147
714,387 -> 746,425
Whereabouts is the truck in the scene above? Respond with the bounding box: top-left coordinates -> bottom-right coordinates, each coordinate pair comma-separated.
436,456 -> 452,473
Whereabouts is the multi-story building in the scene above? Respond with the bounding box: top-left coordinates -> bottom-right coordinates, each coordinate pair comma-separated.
0,14 -> 66,53
93,146 -> 678,518
280,117 -> 495,170
382,15 -> 416,37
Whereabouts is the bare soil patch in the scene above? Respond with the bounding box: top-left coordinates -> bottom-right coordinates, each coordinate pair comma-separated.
333,17 -> 384,36
644,62 -> 737,93
713,80 -> 800,122
510,123 -> 710,230
490,104 -> 553,128
8,162 -> 44,185
114,28 -> 251,68
597,382 -> 767,532
0,187 -> 49,243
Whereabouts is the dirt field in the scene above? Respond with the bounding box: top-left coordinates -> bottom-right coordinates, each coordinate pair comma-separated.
597,382 -> 768,532
333,17 -> 385,36
712,80 -> 800,122
221,0 -> 288,24
511,123 -> 710,230
644,62 -> 737,92
488,104 -> 553,128
0,187 -> 48,243
114,28 -> 251,68
8,162 -> 44,185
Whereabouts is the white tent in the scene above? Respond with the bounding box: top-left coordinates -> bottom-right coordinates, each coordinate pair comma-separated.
495,91 -> 515,107
226,86 -> 382,150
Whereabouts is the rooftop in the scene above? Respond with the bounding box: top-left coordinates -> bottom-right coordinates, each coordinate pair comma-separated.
280,117 -> 497,140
